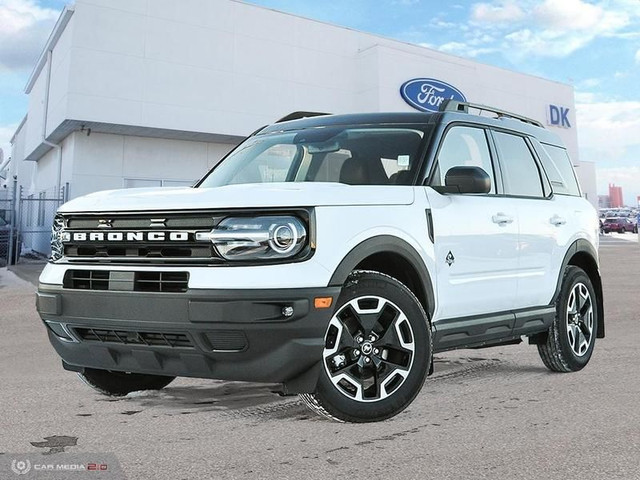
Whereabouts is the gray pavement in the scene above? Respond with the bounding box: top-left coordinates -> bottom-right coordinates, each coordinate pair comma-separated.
1,244 -> 639,480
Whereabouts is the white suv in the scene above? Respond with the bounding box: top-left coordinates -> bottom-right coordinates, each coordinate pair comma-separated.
38,101 -> 603,422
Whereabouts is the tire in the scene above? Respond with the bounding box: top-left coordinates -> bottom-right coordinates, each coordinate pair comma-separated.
79,368 -> 175,396
537,266 -> 598,372
618,227 -> 625,234
300,271 -> 431,422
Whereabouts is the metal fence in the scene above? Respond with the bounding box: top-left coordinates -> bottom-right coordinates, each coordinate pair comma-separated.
1,179 -> 66,266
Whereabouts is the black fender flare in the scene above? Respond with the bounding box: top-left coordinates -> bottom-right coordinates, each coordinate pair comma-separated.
553,239 -> 604,338
327,235 -> 436,319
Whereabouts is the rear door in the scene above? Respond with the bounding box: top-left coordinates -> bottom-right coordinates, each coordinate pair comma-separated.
425,125 -> 519,321
490,130 -> 565,309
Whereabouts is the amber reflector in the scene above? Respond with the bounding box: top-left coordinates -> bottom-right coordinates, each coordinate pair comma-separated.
314,297 -> 333,309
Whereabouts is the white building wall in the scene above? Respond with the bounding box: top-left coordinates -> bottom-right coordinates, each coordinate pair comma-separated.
70,132 -> 234,198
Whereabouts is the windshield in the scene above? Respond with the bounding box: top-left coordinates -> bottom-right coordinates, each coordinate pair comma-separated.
198,126 -> 429,188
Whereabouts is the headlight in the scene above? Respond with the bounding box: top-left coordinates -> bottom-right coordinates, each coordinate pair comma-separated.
197,215 -> 307,261
50,214 -> 66,262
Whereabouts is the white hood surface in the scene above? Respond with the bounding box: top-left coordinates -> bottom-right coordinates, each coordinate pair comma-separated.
58,183 -> 415,213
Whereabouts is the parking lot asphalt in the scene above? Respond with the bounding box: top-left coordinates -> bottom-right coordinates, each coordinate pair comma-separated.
1,242 -> 639,480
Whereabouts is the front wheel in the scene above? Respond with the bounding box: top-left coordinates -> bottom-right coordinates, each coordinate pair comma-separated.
537,266 -> 598,372
300,271 -> 431,422
78,368 -> 175,396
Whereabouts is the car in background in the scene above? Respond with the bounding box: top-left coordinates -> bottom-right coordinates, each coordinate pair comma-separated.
602,217 -> 637,234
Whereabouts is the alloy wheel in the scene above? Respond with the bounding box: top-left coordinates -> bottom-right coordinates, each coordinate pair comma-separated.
322,296 -> 415,402
566,282 -> 594,357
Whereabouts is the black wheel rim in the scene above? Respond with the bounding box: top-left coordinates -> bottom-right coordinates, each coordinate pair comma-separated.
322,296 -> 415,402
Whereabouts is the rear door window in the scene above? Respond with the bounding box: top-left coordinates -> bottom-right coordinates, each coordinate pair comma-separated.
493,131 -> 545,198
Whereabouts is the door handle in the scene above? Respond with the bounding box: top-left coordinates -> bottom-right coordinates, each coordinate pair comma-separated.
550,215 -> 566,226
492,213 -> 514,225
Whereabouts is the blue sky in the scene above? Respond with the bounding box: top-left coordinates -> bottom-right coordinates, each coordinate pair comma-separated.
1,0 -> 639,203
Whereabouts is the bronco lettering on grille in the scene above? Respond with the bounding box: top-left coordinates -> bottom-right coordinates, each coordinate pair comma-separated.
67,232 -> 191,242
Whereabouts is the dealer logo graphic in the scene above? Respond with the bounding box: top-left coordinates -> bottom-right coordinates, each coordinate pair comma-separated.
11,459 -> 31,475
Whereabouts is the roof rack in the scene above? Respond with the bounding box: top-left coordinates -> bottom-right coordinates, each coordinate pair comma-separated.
276,111 -> 331,123
440,100 -> 543,128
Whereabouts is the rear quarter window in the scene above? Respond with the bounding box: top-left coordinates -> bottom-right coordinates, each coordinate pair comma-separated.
534,141 -> 581,196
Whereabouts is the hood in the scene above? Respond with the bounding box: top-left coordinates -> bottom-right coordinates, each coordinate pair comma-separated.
58,183 -> 415,213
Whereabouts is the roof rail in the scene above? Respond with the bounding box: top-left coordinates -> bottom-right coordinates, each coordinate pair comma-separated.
440,100 -> 543,128
276,111 -> 331,123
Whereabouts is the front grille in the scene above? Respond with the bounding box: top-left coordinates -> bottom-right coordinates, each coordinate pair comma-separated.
75,328 -> 194,348
61,212 -> 221,265
63,270 -> 189,292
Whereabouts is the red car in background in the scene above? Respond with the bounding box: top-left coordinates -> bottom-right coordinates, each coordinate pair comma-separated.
602,217 -> 638,234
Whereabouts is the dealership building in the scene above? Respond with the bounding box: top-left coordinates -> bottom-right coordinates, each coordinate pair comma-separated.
8,0 -> 596,252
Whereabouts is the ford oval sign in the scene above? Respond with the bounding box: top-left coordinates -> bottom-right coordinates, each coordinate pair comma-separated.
400,78 -> 467,113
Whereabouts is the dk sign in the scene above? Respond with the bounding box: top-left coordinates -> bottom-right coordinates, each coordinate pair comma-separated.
548,104 -> 571,128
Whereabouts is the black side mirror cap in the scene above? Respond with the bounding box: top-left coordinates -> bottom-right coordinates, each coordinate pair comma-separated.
438,166 -> 491,194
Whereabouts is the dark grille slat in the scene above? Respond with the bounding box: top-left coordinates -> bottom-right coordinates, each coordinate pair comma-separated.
75,328 -> 194,349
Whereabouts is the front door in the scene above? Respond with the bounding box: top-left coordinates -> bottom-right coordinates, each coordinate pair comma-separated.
425,125 -> 519,322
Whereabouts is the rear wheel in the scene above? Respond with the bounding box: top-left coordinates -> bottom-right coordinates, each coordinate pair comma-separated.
79,368 -> 175,396
538,266 -> 597,372
300,271 -> 431,422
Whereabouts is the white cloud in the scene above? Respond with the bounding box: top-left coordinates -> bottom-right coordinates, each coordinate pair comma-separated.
533,0 -> 603,31
437,41 -> 497,58
457,0 -> 635,60
576,99 -> 640,201
635,49 -> 640,64
471,1 -> 524,23
0,0 -> 59,72
576,78 -> 601,90
576,100 -> 640,154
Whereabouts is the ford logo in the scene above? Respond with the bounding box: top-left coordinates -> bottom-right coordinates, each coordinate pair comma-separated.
400,78 -> 467,113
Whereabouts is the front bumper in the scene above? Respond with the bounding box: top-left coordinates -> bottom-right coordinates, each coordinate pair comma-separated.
37,284 -> 341,393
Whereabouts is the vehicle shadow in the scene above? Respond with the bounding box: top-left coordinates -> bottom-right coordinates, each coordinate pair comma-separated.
99,356 -> 550,420
102,380 -> 311,419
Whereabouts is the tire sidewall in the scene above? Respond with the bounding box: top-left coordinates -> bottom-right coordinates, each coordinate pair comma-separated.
315,272 -> 431,422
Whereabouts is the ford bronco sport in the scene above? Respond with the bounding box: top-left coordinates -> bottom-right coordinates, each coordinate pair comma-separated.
38,101 -> 603,422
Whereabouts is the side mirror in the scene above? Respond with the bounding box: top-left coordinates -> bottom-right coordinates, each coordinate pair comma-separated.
443,166 -> 491,194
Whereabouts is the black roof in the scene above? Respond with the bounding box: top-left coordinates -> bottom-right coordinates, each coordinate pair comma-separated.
259,109 -> 565,148
260,112 -> 437,134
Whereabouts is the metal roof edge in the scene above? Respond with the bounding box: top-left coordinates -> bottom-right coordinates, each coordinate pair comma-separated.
10,115 -> 28,145
24,5 -> 75,94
